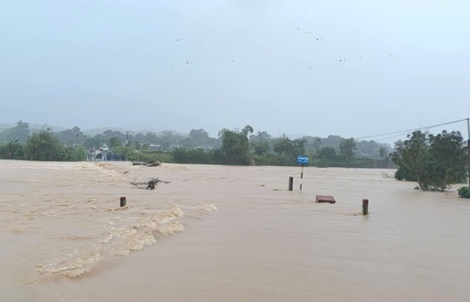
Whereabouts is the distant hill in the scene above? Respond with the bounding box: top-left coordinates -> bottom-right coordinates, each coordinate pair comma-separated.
81,127 -> 186,137
82,127 -> 131,137
0,122 -> 187,137
0,122 -> 66,133
0,124 -> 10,132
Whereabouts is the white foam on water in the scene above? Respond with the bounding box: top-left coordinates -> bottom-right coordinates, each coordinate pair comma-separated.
12,162 -> 470,301
35,206 -> 188,278
0,161 -> 218,284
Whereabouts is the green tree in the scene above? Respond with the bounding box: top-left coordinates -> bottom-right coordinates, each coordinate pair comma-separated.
0,121 -> 30,144
318,146 -> 337,161
391,131 -> 429,189
0,139 -> 24,159
56,126 -> 85,146
428,131 -> 467,190
24,130 -> 64,161
314,146 -> 339,167
250,131 -> 272,156
379,146 -> 387,158
252,140 -> 271,156
84,134 -> 105,149
114,145 -> 133,160
109,136 -> 123,149
271,135 -> 306,165
157,130 -> 183,151
61,146 -> 86,161
249,131 -> 272,142
339,138 -> 356,163
273,136 -> 306,155
217,125 -> 253,165
313,137 -> 322,152
273,135 -> 295,155
191,129 -> 210,147
134,141 -> 142,150
391,130 -> 467,191
173,147 -> 215,164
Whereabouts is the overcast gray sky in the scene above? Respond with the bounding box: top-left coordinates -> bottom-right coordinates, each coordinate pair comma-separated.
1,0 -> 469,142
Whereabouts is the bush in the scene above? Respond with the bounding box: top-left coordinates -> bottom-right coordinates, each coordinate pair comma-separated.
0,140 -> 24,159
24,130 -> 63,161
133,150 -> 174,163
61,146 -> 86,161
172,148 -> 214,164
458,187 -> 470,198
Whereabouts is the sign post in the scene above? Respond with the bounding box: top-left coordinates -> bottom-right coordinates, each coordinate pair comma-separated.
296,156 -> 309,191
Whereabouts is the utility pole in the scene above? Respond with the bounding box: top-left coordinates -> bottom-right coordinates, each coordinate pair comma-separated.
467,118 -> 470,187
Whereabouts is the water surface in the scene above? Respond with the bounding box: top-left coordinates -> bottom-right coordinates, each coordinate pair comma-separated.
1,160 -> 469,301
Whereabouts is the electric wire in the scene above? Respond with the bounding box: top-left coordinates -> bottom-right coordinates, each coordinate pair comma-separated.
354,118 -> 468,142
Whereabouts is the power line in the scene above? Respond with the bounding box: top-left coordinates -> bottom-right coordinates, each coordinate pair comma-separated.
355,118 -> 468,141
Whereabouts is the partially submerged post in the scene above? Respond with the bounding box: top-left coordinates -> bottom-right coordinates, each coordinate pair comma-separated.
288,177 -> 293,191
120,197 -> 127,207
362,199 -> 369,215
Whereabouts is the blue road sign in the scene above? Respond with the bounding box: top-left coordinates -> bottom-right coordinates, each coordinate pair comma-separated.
297,155 -> 309,165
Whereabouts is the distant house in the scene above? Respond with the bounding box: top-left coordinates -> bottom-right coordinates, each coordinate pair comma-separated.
195,146 -> 214,151
149,144 -> 161,150
354,150 -> 375,159
169,144 -> 182,150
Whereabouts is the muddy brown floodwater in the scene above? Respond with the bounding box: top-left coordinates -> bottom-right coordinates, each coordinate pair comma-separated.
1,160 -> 469,301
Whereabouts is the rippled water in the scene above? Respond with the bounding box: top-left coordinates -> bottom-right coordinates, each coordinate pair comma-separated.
1,160 -> 469,301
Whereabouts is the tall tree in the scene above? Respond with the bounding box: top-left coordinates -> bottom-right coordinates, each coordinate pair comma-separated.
217,125 -> 253,165
24,130 -> 64,161
391,130 -> 467,191
379,146 -> 387,158
318,146 -> 337,161
273,135 -> 295,155
339,138 -> 356,163
56,126 -> 85,146
0,120 -> 30,144
84,134 -> 105,149
428,131 -> 467,190
108,136 -> 123,148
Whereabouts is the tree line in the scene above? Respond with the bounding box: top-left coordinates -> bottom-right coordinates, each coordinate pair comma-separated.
2,121 -> 468,195
0,121 -> 393,168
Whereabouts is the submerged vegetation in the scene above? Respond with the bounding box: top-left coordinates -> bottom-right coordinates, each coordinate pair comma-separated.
458,187 -> 470,198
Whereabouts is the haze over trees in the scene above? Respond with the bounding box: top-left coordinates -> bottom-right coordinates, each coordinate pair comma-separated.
0,121 -> 30,144
0,120 -> 392,168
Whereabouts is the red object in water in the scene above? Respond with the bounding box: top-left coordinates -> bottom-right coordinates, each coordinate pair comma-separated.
316,195 -> 336,204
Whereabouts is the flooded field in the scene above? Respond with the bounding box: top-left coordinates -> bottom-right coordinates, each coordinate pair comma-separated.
1,160 -> 469,301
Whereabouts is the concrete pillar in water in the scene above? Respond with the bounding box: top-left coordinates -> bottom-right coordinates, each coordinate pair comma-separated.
120,196 -> 127,207
288,177 -> 293,191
